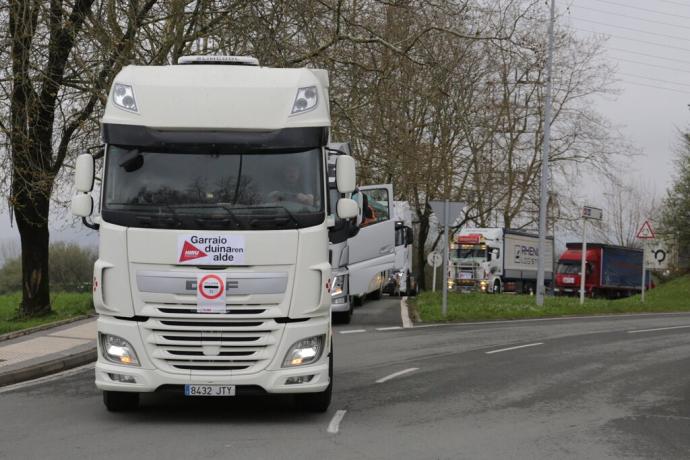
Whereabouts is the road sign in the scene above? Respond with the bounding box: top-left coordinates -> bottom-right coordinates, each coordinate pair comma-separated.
429,200 -> 465,226
197,273 -> 226,313
581,205 -> 603,220
636,220 -> 656,239
645,240 -> 673,270
427,252 -> 442,268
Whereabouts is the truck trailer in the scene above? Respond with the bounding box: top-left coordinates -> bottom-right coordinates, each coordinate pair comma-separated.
449,228 -> 554,294
555,243 -> 653,298
70,55 -> 359,412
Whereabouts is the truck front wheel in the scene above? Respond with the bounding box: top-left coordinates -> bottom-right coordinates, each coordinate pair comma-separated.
493,280 -> 501,294
294,344 -> 333,413
103,390 -> 139,412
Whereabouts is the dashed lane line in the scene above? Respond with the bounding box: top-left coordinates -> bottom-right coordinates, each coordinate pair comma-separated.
376,326 -> 402,331
375,367 -> 419,384
327,410 -> 347,434
338,329 -> 367,334
485,342 -> 544,355
627,325 -> 690,334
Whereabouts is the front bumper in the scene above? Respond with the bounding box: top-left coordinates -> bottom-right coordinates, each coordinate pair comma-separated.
95,315 -> 330,394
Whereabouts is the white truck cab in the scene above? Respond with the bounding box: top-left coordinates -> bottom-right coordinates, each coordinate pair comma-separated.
71,56 -> 358,412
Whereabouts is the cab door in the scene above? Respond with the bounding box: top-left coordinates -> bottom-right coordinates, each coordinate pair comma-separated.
348,184 -> 395,298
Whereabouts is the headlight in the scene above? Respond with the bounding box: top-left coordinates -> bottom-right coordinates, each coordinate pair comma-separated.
290,86 -> 318,115
100,333 -> 140,366
331,274 -> 345,297
282,335 -> 325,367
112,83 -> 138,113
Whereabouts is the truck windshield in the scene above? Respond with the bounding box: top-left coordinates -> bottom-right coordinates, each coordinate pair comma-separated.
102,145 -> 324,230
455,248 -> 486,261
557,262 -> 580,274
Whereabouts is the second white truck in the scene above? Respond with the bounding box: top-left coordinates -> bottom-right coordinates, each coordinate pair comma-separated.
449,228 -> 554,294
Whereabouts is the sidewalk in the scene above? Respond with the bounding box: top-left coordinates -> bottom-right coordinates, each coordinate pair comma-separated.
0,317 -> 97,387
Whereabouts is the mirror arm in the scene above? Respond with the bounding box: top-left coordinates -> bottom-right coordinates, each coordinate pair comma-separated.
82,217 -> 100,231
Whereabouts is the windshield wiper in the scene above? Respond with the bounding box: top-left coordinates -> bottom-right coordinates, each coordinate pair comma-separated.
175,203 -> 242,229
246,206 -> 301,229
128,204 -> 183,228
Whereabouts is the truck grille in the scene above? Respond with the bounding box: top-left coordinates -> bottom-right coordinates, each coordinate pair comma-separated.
141,317 -> 283,374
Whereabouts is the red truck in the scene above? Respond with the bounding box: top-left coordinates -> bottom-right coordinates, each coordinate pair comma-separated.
555,243 -> 653,298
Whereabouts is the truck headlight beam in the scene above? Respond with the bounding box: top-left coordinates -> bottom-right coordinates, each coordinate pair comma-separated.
282,335 -> 325,367
100,333 -> 140,367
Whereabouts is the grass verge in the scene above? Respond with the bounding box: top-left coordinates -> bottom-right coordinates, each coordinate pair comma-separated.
412,275 -> 690,323
0,292 -> 94,335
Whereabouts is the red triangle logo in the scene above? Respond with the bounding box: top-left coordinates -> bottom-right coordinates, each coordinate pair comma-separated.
179,240 -> 207,262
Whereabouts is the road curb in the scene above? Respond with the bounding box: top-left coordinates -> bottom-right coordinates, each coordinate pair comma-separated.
0,315 -> 95,342
0,346 -> 97,387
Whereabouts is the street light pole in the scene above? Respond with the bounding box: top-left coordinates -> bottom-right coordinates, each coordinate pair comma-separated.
537,0 -> 556,306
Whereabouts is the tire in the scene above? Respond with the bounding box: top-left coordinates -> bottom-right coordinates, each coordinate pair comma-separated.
493,280 -> 501,294
295,342 -> 333,413
369,288 -> 382,301
332,299 -> 353,324
103,391 -> 139,412
353,295 -> 363,307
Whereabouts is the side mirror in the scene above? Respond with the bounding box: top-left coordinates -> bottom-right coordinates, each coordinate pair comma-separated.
335,155 -> 356,194
75,153 -> 95,192
337,198 -> 358,219
71,193 -> 93,217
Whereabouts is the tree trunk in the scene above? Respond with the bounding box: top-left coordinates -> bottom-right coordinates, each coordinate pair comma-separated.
16,193 -> 51,317
416,212 -> 430,291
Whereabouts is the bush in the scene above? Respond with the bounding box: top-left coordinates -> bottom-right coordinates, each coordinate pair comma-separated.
0,242 -> 96,294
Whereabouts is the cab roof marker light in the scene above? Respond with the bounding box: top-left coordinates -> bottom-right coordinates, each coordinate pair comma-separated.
290,86 -> 318,115
112,83 -> 138,113
177,55 -> 260,66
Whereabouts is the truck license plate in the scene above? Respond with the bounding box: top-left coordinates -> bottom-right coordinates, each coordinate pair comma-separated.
184,384 -> 236,397
563,276 -> 575,284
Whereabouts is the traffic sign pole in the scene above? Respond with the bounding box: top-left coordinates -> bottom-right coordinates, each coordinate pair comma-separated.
442,200 -> 449,317
580,220 -> 587,304
641,254 -> 646,303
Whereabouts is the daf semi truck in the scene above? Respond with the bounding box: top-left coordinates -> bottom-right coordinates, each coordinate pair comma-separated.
70,56 -> 359,412
449,228 -> 554,294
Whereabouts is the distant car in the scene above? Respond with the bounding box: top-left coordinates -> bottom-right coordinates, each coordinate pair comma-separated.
382,271 -> 401,296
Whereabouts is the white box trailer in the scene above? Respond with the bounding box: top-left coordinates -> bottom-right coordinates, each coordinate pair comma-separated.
70,56 -> 359,412
450,228 -> 554,294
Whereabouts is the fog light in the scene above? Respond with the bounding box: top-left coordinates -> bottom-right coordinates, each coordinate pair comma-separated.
332,297 -> 346,304
286,375 -> 315,385
283,335 -> 325,367
101,333 -> 140,366
108,373 -> 137,384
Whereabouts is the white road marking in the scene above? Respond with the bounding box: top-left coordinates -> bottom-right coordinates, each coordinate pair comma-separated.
627,325 -> 690,334
0,363 -> 94,394
409,311 -> 690,330
376,326 -> 402,331
400,297 -> 413,328
339,329 -> 367,334
485,342 -> 544,355
327,410 -> 347,434
376,367 -> 419,383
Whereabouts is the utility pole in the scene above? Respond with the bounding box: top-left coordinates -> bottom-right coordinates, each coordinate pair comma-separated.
537,0 -> 556,306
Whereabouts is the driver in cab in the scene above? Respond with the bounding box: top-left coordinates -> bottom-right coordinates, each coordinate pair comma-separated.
268,163 -> 314,206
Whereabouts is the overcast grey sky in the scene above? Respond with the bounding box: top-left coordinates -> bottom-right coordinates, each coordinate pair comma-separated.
2,0 -> 689,249
565,0 -> 690,202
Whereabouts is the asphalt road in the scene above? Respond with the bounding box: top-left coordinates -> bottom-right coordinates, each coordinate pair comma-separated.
2,295 -> 690,459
